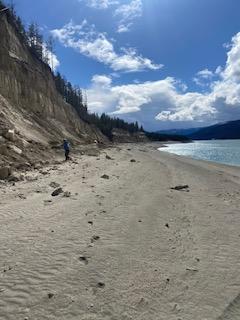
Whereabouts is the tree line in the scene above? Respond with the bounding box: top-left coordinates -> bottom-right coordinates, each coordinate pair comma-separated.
54,72 -> 143,139
0,0 -> 144,140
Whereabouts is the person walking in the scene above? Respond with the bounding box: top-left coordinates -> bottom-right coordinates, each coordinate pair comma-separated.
63,139 -> 70,161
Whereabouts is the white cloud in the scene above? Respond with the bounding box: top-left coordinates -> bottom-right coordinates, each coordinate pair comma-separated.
43,45 -> 60,71
86,32 -> 240,130
51,20 -> 161,72
114,0 -> 142,33
80,0 -> 119,9
193,68 -> 215,86
92,74 -> 112,87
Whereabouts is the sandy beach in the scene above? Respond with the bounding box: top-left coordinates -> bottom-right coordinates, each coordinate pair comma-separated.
0,143 -> 240,320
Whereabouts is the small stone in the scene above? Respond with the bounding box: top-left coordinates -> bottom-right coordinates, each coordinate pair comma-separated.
105,155 -> 112,160
63,191 -> 71,198
51,188 -> 63,197
48,293 -> 54,299
171,185 -> 189,191
101,174 -> 109,179
97,282 -> 105,288
88,221 -> 93,225
165,223 -> 169,228
49,182 -> 60,188
130,159 -> 136,163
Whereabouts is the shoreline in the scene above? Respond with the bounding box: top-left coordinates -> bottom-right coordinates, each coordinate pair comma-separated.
1,143 -> 240,319
159,140 -> 240,168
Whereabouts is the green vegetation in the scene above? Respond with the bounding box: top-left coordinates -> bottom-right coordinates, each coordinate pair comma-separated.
145,132 -> 191,142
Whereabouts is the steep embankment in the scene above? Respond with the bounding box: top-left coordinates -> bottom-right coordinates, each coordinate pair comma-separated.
0,12 -> 107,170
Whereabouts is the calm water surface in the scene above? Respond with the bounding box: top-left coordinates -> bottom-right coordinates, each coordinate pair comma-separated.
160,140 -> 240,167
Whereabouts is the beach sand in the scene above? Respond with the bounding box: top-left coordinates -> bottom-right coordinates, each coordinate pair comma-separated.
0,143 -> 240,320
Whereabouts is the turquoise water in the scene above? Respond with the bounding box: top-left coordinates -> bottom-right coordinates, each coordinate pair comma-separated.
161,140 -> 240,167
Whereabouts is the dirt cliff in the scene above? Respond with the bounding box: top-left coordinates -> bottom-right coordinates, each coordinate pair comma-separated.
0,12 -> 108,172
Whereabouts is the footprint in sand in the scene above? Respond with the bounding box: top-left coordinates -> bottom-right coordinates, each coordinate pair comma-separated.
91,235 -> 100,243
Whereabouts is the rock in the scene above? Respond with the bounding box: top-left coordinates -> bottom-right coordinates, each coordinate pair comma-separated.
9,145 -> 22,155
33,163 -> 42,170
171,185 -> 189,191
130,159 -> 136,163
51,188 -> 63,197
165,223 -> 169,228
49,182 -> 60,188
88,221 -> 93,225
40,170 -> 49,175
16,162 -> 31,171
101,174 -> 109,179
4,129 -> 16,142
63,191 -> 71,198
105,155 -> 112,160
19,138 -> 29,148
97,282 -> 105,288
8,174 -> 23,182
0,166 -> 11,180
25,175 -> 38,182
0,136 -> 6,143
48,293 -> 54,299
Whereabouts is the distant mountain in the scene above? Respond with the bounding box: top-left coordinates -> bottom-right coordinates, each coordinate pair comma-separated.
189,120 -> 240,140
157,128 -> 201,136
145,131 -> 191,142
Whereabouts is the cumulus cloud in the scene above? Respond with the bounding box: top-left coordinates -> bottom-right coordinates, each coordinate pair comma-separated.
86,32 -> 240,130
114,0 -> 142,33
51,20 -> 161,72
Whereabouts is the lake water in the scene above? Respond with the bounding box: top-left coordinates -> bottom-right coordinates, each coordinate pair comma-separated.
160,140 -> 240,167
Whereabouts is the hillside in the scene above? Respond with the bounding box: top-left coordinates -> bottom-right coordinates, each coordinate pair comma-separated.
0,10 -> 107,145
0,7 -> 150,172
189,120 -> 240,140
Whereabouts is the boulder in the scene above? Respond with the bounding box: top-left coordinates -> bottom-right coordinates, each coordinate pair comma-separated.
9,145 -> 22,155
0,166 -> 11,180
4,129 -> 16,142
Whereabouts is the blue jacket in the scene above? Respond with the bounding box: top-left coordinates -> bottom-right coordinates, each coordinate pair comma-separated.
63,141 -> 70,151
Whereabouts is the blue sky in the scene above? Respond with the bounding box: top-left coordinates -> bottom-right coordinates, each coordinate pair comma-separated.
12,0 -> 240,130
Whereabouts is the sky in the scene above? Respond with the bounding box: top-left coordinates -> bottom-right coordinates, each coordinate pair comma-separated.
11,0 -> 240,131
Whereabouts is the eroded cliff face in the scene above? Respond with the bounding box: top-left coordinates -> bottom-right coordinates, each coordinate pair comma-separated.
0,13 -> 106,145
